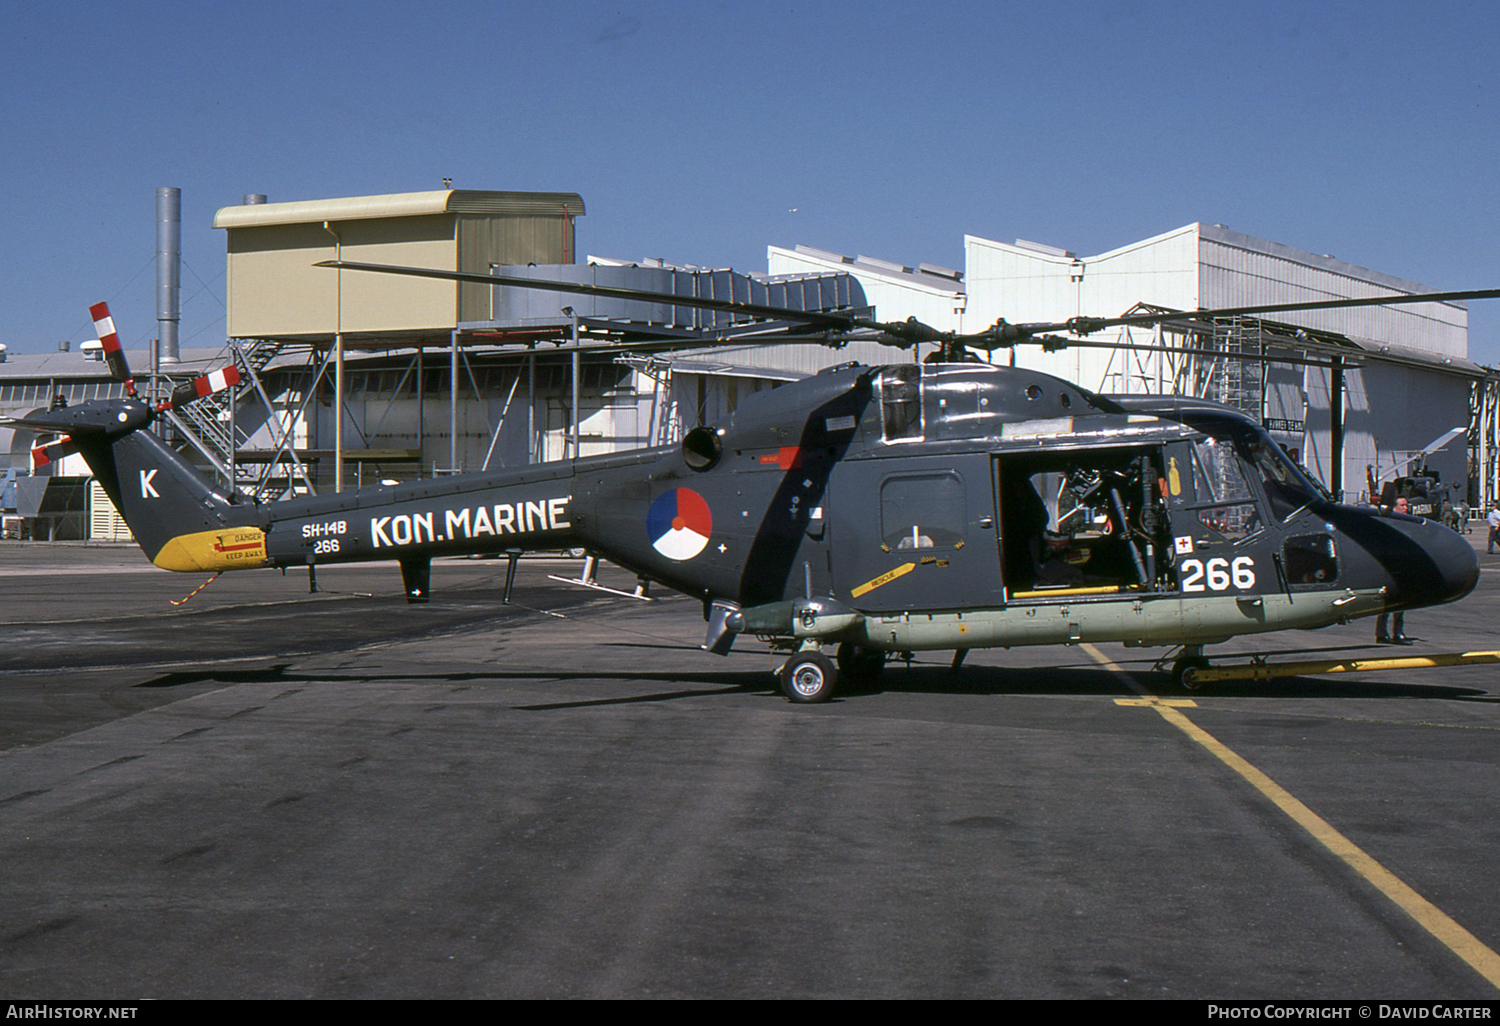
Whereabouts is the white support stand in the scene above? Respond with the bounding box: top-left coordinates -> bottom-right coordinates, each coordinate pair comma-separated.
547,554 -> 655,601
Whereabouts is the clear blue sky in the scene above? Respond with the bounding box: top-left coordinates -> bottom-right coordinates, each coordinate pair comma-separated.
2,0 -> 1497,362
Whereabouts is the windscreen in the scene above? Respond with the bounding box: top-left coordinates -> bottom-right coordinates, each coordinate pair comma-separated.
1184,415 -> 1326,520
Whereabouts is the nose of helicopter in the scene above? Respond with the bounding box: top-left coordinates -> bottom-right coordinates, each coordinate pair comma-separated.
1376,515 -> 1480,608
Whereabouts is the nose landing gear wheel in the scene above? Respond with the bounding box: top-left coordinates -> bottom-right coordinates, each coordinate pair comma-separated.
1172,655 -> 1209,691
781,651 -> 838,703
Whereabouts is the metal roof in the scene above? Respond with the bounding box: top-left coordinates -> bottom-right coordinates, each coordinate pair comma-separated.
780,245 -> 965,294
213,190 -> 586,230
1344,337 -> 1487,377
0,347 -> 229,381
0,345 -> 329,385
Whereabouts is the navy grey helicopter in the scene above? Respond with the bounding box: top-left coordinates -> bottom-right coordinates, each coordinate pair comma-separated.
8,273 -> 1490,702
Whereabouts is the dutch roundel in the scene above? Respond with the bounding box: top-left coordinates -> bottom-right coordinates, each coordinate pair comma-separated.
647,488 -> 712,561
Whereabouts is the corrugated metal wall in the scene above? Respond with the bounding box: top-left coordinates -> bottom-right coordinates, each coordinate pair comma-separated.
1198,226 -> 1467,358
489,263 -> 865,331
457,214 -> 576,322
964,227 -> 1201,391
1300,362 -> 1470,503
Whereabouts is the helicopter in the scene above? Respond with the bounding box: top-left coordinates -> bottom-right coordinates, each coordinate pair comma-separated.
5,272 -> 1488,703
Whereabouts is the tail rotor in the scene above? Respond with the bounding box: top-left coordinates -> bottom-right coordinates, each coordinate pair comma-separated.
89,301 -> 136,396
86,300 -> 244,414
30,436 -> 79,470
156,365 -> 244,413
8,302 -> 245,463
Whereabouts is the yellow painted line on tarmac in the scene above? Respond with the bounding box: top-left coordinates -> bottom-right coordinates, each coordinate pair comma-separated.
1083,642 -> 1500,993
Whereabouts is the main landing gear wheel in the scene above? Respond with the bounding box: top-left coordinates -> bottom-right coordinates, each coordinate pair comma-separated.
836,642 -> 886,683
781,651 -> 838,703
1171,655 -> 1209,691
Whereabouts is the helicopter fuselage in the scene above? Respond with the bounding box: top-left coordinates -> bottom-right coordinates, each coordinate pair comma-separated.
64,360 -> 1471,662
30,358 -> 1475,675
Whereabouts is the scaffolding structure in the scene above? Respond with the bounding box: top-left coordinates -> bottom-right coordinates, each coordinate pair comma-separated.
1096,305 -> 1277,414
161,331 -> 737,502
1210,315 -> 1267,422
1095,305 -> 1500,507
1474,371 -> 1500,509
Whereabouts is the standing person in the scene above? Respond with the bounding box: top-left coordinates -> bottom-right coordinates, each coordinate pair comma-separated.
1488,502 -> 1500,554
1378,495 -> 1411,644
1376,608 -> 1409,644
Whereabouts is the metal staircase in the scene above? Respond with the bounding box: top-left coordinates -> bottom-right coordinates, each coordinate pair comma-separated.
153,337 -> 312,499
1211,316 -> 1266,421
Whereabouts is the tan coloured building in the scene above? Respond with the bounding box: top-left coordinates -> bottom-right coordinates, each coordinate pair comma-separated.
213,190 -> 585,341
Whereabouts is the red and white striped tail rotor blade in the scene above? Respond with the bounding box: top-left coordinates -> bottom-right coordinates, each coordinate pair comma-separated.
31,436 -> 78,470
158,365 -> 244,412
88,301 -> 134,391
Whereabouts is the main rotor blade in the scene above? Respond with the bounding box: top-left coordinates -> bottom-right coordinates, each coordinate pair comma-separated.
1026,336 -> 1344,368
1057,288 -> 1500,336
316,258 -> 1498,361
316,260 -> 863,332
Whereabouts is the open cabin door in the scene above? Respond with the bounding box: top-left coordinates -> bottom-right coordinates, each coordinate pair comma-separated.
994,446 -> 1174,600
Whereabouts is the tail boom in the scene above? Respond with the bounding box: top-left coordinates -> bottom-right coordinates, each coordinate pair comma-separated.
259,468 -> 581,569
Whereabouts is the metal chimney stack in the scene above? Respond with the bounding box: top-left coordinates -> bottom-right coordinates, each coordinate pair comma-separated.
156,187 -> 181,364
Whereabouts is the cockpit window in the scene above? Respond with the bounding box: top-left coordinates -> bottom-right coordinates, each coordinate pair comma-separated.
1191,437 -> 1255,504
879,365 -> 923,442
1197,504 -> 1262,542
1184,416 -> 1324,521
1243,435 -> 1323,519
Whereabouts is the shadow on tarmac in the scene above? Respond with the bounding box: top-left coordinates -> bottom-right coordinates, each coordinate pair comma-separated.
132,659 -> 1498,707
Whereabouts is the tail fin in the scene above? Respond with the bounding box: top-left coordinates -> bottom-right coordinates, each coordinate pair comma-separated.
9,397 -> 256,570
80,426 -> 247,567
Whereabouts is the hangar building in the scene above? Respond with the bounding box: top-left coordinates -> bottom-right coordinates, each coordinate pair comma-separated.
772,223 -> 1489,506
